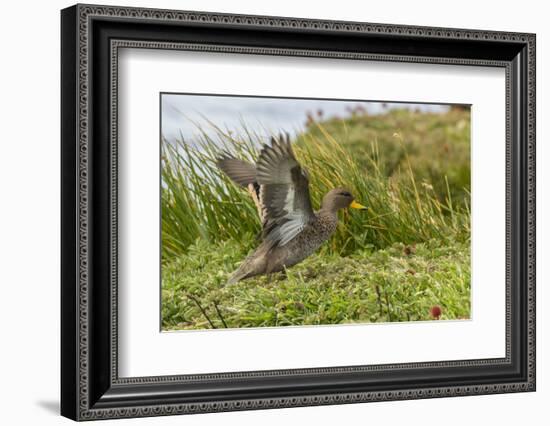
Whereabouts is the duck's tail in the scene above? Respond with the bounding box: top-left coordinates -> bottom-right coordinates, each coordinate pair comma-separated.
225,249 -> 266,285
225,269 -> 248,286
225,264 -> 253,286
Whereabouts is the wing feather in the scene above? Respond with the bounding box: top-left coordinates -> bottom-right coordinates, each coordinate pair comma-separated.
216,154 -> 257,187
256,135 -> 315,247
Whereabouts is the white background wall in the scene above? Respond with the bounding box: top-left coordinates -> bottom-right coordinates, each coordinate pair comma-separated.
0,0 -> 547,424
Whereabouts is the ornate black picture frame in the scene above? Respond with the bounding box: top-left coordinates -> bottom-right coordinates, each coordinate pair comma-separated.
61,4 -> 536,421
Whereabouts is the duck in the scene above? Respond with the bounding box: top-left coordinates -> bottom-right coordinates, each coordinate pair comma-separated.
217,134 -> 367,285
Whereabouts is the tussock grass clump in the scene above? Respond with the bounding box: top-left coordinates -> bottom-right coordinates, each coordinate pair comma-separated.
161,128 -> 261,260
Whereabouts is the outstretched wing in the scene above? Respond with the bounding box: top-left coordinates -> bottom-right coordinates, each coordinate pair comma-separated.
256,135 -> 315,247
216,154 -> 257,187
216,153 -> 264,222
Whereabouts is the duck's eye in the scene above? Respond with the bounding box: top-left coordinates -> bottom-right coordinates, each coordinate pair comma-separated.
339,191 -> 351,197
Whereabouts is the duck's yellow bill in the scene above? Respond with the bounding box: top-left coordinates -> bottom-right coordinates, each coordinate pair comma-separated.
350,201 -> 368,210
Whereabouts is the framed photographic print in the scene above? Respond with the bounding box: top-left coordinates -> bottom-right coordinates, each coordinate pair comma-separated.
61,4 -> 536,421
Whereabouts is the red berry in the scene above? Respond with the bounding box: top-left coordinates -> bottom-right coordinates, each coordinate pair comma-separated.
430,305 -> 442,319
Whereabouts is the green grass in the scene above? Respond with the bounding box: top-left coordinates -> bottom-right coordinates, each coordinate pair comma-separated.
162,237 -> 470,330
161,107 -> 471,330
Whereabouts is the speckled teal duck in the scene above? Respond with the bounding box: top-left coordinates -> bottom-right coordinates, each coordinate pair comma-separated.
217,135 -> 367,285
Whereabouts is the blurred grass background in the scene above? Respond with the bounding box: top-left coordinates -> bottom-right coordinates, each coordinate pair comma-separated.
161,105 -> 471,330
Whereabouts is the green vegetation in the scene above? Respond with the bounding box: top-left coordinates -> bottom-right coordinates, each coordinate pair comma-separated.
300,105 -> 470,205
162,238 -> 470,330
161,107 -> 471,330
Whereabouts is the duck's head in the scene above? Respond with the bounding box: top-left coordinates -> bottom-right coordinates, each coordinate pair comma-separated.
321,187 -> 367,213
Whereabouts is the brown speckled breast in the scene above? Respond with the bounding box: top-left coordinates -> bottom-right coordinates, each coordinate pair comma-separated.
273,211 -> 338,270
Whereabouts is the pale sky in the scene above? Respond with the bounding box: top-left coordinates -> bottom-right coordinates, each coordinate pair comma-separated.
161,94 -> 450,144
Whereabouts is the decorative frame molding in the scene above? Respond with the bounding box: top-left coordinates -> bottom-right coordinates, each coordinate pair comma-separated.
61,3 -> 535,421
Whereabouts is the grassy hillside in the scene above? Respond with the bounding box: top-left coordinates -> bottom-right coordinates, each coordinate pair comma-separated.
161,107 -> 471,330
299,106 -> 470,204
